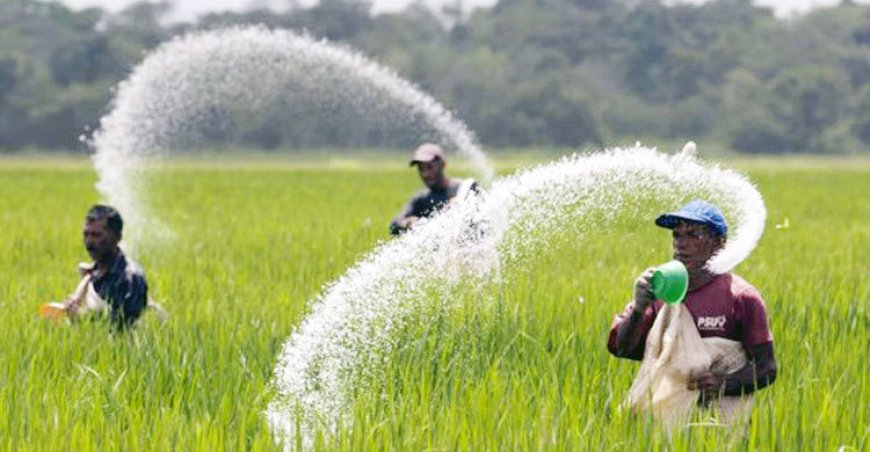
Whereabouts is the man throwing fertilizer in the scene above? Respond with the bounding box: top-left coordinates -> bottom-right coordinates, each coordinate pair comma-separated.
389,143 -> 478,236
41,205 -> 149,329
607,200 -> 777,417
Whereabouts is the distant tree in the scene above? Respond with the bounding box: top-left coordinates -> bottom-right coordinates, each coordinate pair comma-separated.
51,36 -> 111,85
620,2 -> 671,101
728,108 -> 792,154
498,76 -> 602,147
771,67 -> 850,151
729,66 -> 851,153
569,0 -> 609,10
851,85 -> 870,145
289,0 -> 374,41
0,56 -> 17,106
105,2 -> 174,48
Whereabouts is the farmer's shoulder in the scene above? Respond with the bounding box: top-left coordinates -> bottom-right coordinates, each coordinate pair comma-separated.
728,273 -> 766,309
118,252 -> 147,282
409,187 -> 433,201
727,273 -> 761,297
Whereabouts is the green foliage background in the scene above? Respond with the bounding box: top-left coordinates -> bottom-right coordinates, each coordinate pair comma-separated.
0,0 -> 868,153
0,155 -> 866,449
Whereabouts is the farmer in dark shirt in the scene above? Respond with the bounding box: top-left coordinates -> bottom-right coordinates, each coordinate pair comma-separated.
390,143 -> 478,235
65,205 -> 148,329
607,200 -> 777,401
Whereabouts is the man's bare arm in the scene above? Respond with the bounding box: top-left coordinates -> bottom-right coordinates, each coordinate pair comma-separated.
612,268 -> 656,357
722,342 -> 777,396
690,342 -> 777,398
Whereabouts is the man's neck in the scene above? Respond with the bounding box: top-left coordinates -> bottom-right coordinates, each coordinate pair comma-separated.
688,269 -> 717,292
430,177 -> 451,191
95,249 -> 121,275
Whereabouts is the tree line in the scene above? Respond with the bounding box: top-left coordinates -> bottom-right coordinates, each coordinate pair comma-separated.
0,0 -> 868,153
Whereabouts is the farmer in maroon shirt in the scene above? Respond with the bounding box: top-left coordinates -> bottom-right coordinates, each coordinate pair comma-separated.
607,200 -> 777,401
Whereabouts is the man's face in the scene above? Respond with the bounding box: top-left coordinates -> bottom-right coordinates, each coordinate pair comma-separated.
83,218 -> 119,262
416,159 -> 445,189
671,221 -> 723,272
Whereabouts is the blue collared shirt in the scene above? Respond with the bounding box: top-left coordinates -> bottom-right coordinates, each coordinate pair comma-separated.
91,251 -> 148,329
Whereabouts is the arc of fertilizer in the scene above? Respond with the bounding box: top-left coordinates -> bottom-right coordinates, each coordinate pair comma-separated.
266,144 -> 767,445
89,26 -> 494,253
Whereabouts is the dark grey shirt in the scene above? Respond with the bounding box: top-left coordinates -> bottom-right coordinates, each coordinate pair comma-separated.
390,179 -> 479,235
91,251 -> 148,328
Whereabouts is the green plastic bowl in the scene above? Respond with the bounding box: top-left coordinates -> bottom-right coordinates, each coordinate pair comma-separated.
651,260 -> 689,304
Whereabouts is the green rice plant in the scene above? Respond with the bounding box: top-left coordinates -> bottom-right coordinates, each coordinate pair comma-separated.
0,156 -> 866,450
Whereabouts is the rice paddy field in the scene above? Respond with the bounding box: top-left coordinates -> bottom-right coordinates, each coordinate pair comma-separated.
0,153 -> 867,450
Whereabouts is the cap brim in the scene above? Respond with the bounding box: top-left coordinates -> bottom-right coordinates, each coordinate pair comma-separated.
409,156 -> 439,166
655,212 -> 709,229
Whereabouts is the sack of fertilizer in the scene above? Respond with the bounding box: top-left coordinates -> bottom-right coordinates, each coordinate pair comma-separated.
628,303 -> 753,431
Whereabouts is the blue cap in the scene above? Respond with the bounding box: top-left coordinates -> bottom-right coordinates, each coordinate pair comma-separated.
655,200 -> 728,237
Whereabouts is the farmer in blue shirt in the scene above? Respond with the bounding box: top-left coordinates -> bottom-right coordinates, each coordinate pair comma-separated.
64,205 -> 148,329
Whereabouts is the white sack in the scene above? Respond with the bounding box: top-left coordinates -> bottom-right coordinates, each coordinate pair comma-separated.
628,304 -> 753,430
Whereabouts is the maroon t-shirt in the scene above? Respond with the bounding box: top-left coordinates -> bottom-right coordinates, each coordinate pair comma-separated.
607,273 -> 774,360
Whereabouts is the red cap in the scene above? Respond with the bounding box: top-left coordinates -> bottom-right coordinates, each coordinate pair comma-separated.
409,143 -> 445,166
